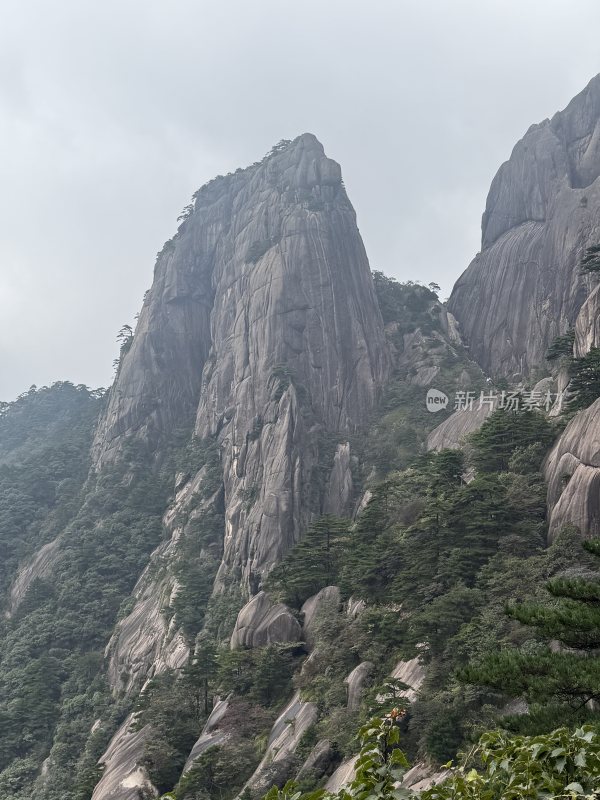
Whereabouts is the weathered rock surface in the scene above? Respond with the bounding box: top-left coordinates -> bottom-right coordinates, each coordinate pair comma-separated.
296,739 -> 336,782
345,661 -> 373,710
105,465 -> 221,693
395,318 -> 463,387
449,74 -> 600,378
323,443 -> 354,515
91,715 -> 158,800
183,697 -> 231,774
325,755 -> 359,793
105,537 -> 189,693
239,691 -> 318,797
301,585 -> 341,647
93,133 -> 388,595
326,656 -> 427,792
389,656 -> 426,702
230,591 -> 301,649
545,398 -> 600,539
575,282 -> 600,356
8,537 -> 60,616
403,762 -> 449,791
427,404 -> 493,451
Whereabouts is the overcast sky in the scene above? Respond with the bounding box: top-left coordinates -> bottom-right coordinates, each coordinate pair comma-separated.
1,0 -> 599,400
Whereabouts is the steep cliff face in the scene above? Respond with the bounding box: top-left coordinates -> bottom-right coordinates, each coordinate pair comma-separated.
94,134 -> 388,594
448,74 -> 600,378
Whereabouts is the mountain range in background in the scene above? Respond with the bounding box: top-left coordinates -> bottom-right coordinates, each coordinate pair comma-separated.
1,74 -> 600,800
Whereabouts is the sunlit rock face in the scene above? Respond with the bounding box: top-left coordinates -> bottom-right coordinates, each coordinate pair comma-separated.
449,74 -> 600,379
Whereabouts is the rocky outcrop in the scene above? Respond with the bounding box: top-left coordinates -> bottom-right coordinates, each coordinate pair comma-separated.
105,465 -> 222,693
388,656 -> 426,702
296,739 -> 336,782
325,756 -> 359,793
575,282 -> 600,356
91,715 -> 158,800
403,762 -> 449,791
93,133 -> 388,595
449,74 -> 600,378
345,661 -> 373,710
8,537 -> 60,616
427,404 -> 493,451
105,537 -> 189,693
238,691 -> 318,797
323,443 -> 354,515
183,697 -> 231,774
545,398 -> 600,540
230,591 -> 301,649
301,585 -> 341,647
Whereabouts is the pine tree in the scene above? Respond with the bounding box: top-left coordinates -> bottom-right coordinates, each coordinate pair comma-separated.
580,244 -> 600,274
461,538 -> 600,731
183,639 -> 218,717
469,407 -> 554,473
568,347 -> 600,410
265,515 -> 350,607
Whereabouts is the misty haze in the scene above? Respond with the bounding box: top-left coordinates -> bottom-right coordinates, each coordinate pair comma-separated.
1,3 -> 600,800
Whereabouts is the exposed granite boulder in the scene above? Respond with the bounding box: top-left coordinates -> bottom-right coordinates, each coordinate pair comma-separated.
238,691 -> 318,798
8,537 -> 60,617
105,465 -> 222,694
346,596 -> 366,618
389,656 -> 426,702
345,661 -> 373,710
105,537 -> 189,693
449,74 -> 600,378
545,398 -> 600,540
230,591 -> 301,649
395,322 -> 463,388
325,756 -> 358,793
403,762 -> 449,791
301,585 -> 341,647
183,697 -> 231,774
427,404 -> 493,451
326,656 -> 427,792
296,739 -> 336,782
90,715 -> 158,800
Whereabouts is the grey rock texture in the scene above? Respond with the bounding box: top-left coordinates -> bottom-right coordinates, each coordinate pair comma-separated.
427,404 -> 494,451
92,133 -> 388,594
575,282 -> 600,356
238,691 -> 318,798
448,74 -> 600,378
326,656 -> 427,793
395,315 -> 464,387
345,661 -> 373,710
296,739 -> 335,782
90,715 -> 158,800
8,538 -> 60,617
325,756 -> 359,793
403,763 -> 449,791
301,585 -> 341,648
230,591 -> 301,649
105,537 -> 189,693
323,442 -> 354,515
389,657 -> 426,702
105,464 -> 221,693
183,697 -> 231,774
545,398 -> 600,539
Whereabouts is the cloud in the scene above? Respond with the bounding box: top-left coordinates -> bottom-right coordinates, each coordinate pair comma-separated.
0,0 -> 599,398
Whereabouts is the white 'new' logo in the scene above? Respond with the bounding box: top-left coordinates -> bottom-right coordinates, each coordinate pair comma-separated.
426,388 -> 448,412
